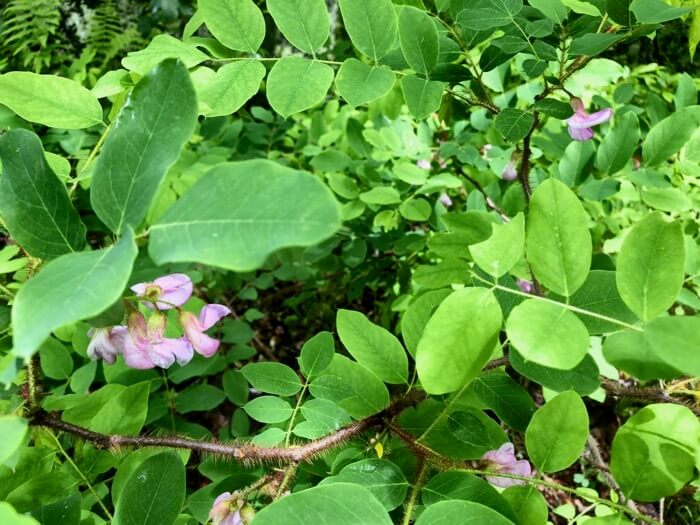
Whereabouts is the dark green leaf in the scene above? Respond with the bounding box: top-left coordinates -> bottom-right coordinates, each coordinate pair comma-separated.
471,372 -> 536,431
494,108 -> 535,141
510,349 -> 600,395
241,362 -> 302,396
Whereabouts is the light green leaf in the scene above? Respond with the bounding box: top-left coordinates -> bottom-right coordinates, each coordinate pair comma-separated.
398,7 -> 439,76
321,459 -> 409,511
506,299 -> 589,370
336,59 -> 395,107
401,75 -> 444,120
525,391 -> 589,473
0,129 -> 85,259
113,452 -> 185,525
252,483 -> 392,525
561,0 -> 601,16
415,500 -> 515,525
200,0 -> 265,52
470,213 -> 525,277
91,59 -> 197,234
596,112 -> 640,175
401,289 -> 452,357
645,316 -> 700,377
615,212 -> 685,321
11,231 -> 137,360
526,178 -> 592,296
0,416 -> 27,465
569,33 -> 624,57
458,0 -> 523,29
243,396 -> 293,423
266,57 -> 335,118
0,71 -> 102,129
502,486 -> 548,525
567,270 -> 637,334
197,60 -> 265,117
338,0 -> 398,62
602,330 -> 682,381
494,108 -> 535,142
336,309 -> 408,384
267,0 -> 329,54
149,160 -> 341,271
359,186 -> 401,205
528,0 -> 568,24
175,384 -> 226,413
416,287 -> 502,394
0,502 -> 40,525
121,34 -> 209,75
64,382 -> 150,434
630,0 -> 690,23
642,105 -> 700,165
299,331 -> 335,378
610,404 -> 700,501
241,362 -> 302,396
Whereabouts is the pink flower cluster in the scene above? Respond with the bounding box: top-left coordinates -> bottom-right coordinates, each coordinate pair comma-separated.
87,274 -> 230,369
481,442 -> 533,488
209,492 -> 255,525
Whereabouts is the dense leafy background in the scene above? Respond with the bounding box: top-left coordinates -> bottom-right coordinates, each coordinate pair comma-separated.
1,1 -> 699,524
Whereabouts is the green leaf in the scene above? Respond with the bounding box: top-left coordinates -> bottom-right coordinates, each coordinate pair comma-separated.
338,0 -> 398,62
241,362 -> 302,396
294,398 -> 351,438
561,0 -> 601,15
359,186 -> 402,205
506,299 -> 589,370
602,330 -> 682,381
175,384 -> 226,413
457,0 -> 524,30
615,212 -> 685,321
0,502 -> 40,525
0,72 -> 102,129
243,396 -> 293,423
610,404 -> 700,501
415,500 -> 515,525
91,59 -> 197,234
64,382 -> 150,434
0,416 -> 27,465
642,105 -> 700,165
471,372 -> 536,432
630,0 -> 690,23
113,452 -> 185,525
533,98 -> 573,119
321,459 -> 408,511
38,338 -> 73,380
299,331 -> 335,378
5,472 -> 74,514
0,129 -> 85,259
401,75 -> 444,120
200,0 -> 265,52
267,0 -> 329,53
29,494 -> 80,525
336,59 -> 395,107
422,471 -> 518,522
252,483 -> 392,524
401,289 -> 452,357
413,260 -> 471,289
645,316 -> 700,377
398,7 -> 439,76
526,178 -> 592,296
446,409 -> 508,455
222,370 -> 249,405
528,0 -> 568,24
11,231 -> 137,360
494,108 -> 535,142
336,309 -> 408,384
266,57 -> 335,118
525,391 -> 589,473
596,112 -> 640,175
197,60 -> 265,117
149,160 -> 341,271
567,270 -> 638,334
502,486 -> 548,525
416,287 -> 502,394
569,33 -> 624,57
470,213 -> 525,277
510,349 -> 600,395
121,35 -> 209,75
319,354 -> 390,419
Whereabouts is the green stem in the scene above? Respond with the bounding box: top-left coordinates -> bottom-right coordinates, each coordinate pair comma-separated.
402,458 -> 429,525
284,380 -> 308,447
417,382 -> 470,442
70,120 -> 114,196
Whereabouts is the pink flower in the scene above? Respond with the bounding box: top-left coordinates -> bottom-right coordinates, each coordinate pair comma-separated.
501,160 -> 518,181
481,442 -> 533,488
122,311 -> 193,369
416,159 -> 431,170
566,98 -> 613,141
180,304 -> 231,358
209,493 -> 243,525
130,273 -> 193,310
516,279 -> 534,294
439,192 -> 453,207
87,326 -> 126,364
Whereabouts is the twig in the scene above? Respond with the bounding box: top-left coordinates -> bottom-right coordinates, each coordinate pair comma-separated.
456,166 -> 510,222
401,457 -> 429,525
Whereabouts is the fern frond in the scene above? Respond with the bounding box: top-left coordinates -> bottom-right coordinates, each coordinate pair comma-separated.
0,0 -> 61,72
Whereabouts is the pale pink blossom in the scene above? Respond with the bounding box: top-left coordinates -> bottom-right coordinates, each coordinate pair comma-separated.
87,326 -> 126,364
516,279 -> 534,294
501,160 -> 518,181
481,442 -> 533,488
566,98 -> 613,141
439,192 -> 453,207
180,304 -> 231,357
122,311 -> 193,369
130,273 -> 193,310
416,159 -> 431,170
209,493 -> 243,525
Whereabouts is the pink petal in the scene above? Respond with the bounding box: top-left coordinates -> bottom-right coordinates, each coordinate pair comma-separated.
501,161 -> 518,181
570,97 -> 585,113
483,442 -> 516,464
198,304 -> 231,330
223,510 -> 244,525
190,331 -> 221,357
87,327 -> 123,364
130,282 -> 149,296
416,159 -> 431,170
568,125 -> 594,141
147,342 -> 177,369
153,273 -> 193,308
567,108 -> 613,130
510,459 -> 533,478
122,333 -> 156,369
160,337 -> 194,366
